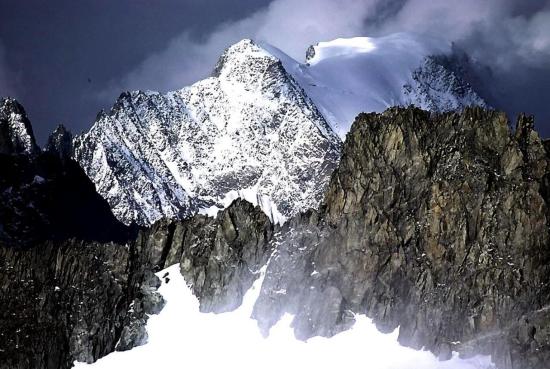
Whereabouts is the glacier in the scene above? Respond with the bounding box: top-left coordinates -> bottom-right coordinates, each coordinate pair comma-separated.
262,33 -> 486,137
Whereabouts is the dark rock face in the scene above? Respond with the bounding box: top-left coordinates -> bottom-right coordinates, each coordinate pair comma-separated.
0,240 -> 164,369
45,124 -> 73,160
0,152 -> 134,248
0,98 -> 39,155
252,107 -> 550,369
137,199 -> 275,313
0,101 -> 161,369
1,106 -> 132,249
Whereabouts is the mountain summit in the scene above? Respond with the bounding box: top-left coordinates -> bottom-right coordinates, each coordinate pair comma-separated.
74,39 -> 341,225
263,33 -> 487,137
74,34 -> 486,226
0,97 -> 39,155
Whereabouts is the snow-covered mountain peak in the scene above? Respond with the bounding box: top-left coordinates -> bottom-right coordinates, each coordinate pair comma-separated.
279,33 -> 486,137
0,97 -> 39,155
74,38 -> 341,225
212,39 -> 276,79
74,34 -> 487,226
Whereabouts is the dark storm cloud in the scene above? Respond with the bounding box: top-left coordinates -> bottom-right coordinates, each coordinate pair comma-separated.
368,0 -> 550,133
1,0 -> 550,142
112,0 -> 550,135
0,0 -> 271,143
107,0 -> 377,95
0,41 -> 16,96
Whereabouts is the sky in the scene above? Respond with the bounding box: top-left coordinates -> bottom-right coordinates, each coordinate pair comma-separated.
1,0 -> 549,143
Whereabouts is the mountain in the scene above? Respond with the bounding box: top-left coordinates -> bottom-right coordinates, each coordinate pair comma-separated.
254,107 -> 550,369
3,102 -> 549,369
74,39 -> 341,226
126,107 -> 550,369
74,34 -> 486,226
0,101 -> 133,248
0,97 -> 39,155
45,124 -> 73,160
0,100 -> 163,369
264,33 -> 487,137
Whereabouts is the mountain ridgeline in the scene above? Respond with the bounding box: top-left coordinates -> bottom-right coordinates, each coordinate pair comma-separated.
73,36 -> 486,227
132,107 -> 550,369
0,98 -> 162,369
0,36 -> 548,369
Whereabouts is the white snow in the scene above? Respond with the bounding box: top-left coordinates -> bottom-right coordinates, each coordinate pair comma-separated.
74,39 -> 339,226
75,264 -> 494,369
199,187 -> 287,225
261,33 -> 484,138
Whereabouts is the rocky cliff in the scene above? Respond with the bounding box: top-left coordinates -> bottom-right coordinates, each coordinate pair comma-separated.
135,199 -> 275,313
92,106 -> 549,369
125,106 -> 550,369
3,99 -> 550,369
0,98 -> 39,156
249,107 -> 550,369
0,101 -> 163,369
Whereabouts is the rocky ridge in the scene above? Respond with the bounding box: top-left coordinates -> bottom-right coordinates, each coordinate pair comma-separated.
74,35 -> 486,227
143,107 -> 550,369
0,98 -> 39,156
0,101 -> 163,369
73,39 -> 341,226
251,107 -> 550,369
3,98 -> 550,369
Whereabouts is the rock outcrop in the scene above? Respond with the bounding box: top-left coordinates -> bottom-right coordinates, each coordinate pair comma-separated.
0,102 -> 162,369
251,107 -> 550,369
45,124 -> 73,160
136,199 -> 275,312
0,240 -> 164,369
0,97 -> 39,155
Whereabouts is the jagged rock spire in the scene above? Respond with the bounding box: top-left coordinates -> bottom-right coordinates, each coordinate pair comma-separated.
45,124 -> 73,159
0,97 -> 39,155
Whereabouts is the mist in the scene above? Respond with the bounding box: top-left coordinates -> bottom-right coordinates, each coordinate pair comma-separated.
111,0 -> 550,134
74,264 -> 494,369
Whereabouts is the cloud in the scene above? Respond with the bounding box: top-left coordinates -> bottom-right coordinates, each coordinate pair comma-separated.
101,0 -> 377,98
374,0 -> 550,70
105,0 -> 550,132
370,0 -> 550,129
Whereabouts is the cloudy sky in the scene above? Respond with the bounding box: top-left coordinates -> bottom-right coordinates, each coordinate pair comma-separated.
1,0 -> 549,142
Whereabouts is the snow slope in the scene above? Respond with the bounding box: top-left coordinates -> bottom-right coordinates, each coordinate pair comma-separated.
75,264 -> 494,369
263,33 -> 487,137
